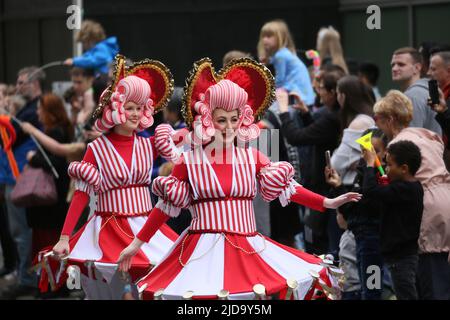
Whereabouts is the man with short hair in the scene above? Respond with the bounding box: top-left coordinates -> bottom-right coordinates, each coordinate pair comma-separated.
428,51 -> 450,171
391,47 -> 442,134
428,51 -> 450,102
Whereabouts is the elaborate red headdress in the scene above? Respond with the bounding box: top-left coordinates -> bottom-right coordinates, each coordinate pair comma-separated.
182,57 -> 275,144
93,54 -> 174,132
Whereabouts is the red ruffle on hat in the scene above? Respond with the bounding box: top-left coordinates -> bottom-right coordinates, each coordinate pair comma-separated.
93,54 -> 174,120
182,57 -> 275,127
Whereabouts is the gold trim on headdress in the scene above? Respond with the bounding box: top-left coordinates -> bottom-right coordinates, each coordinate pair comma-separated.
93,54 -> 174,119
219,57 -> 275,121
127,59 -> 174,113
182,57 -> 275,127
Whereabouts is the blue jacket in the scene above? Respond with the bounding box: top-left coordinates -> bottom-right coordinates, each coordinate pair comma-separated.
270,47 -> 316,105
5,98 -> 41,184
0,138 -> 36,185
73,37 -> 119,75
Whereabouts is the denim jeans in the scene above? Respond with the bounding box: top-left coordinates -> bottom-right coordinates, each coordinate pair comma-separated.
386,254 -> 418,300
353,227 -> 383,300
5,185 -> 36,287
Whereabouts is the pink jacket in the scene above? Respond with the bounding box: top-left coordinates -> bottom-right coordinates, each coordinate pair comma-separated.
391,128 -> 450,254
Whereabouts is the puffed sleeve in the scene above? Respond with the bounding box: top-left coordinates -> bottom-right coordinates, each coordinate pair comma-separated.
153,124 -> 189,163
151,155 -> 191,217
255,148 -> 325,211
258,161 -> 300,206
67,146 -> 100,194
254,148 -> 298,206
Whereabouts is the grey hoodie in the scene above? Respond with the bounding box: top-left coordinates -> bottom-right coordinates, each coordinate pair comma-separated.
405,78 -> 442,135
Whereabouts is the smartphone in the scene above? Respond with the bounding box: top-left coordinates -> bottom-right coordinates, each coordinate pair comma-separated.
288,95 -> 296,106
429,79 -> 440,105
325,150 -> 331,168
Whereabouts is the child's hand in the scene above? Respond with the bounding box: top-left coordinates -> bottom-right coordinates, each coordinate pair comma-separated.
336,212 -> 348,230
377,175 -> 390,186
362,148 -> 376,167
325,166 -> 342,188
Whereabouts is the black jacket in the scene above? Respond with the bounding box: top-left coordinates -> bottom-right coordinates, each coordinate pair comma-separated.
362,167 -> 424,261
263,109 -> 301,240
12,97 -> 42,149
26,127 -> 71,230
279,106 -> 340,193
329,160 -> 381,232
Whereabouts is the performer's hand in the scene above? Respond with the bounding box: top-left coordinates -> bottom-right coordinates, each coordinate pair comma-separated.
53,236 -> 70,260
323,192 -> 362,209
117,238 -> 144,272
275,88 -> 289,113
362,148 -> 376,167
325,166 -> 342,188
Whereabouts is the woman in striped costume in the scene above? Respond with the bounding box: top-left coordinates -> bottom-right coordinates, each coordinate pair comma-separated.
41,55 -> 179,299
118,58 -> 361,300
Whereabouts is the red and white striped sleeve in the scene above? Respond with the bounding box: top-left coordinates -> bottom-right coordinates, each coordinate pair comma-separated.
151,155 -> 191,217
67,146 -> 100,194
254,149 -> 325,211
153,124 -> 188,163
258,160 -> 298,206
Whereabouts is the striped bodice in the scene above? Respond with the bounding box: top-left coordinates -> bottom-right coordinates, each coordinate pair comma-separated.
185,146 -> 257,234
88,135 -> 154,214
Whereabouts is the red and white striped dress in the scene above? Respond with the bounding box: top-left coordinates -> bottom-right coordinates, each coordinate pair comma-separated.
136,145 -> 340,300
36,131 -> 178,297
66,133 -> 177,280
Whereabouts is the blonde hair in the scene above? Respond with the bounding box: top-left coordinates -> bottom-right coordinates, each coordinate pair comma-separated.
317,26 -> 348,74
374,90 -> 413,127
76,20 -> 106,45
257,19 -> 296,62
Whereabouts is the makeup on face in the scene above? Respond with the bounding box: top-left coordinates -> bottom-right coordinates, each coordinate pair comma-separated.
212,108 -> 239,144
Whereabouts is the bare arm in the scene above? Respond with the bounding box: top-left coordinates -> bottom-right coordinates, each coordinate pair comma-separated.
21,122 -> 79,157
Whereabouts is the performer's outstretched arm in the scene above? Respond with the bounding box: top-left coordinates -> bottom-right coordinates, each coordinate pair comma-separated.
254,148 -> 361,212
291,185 -> 362,211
